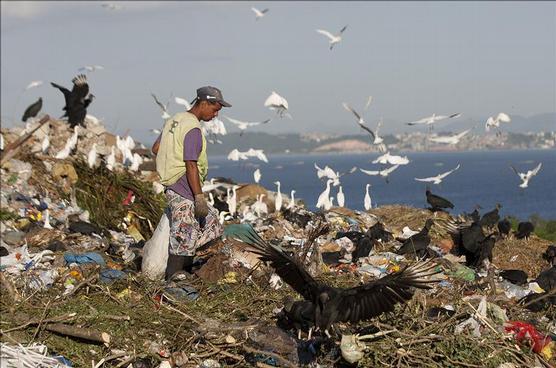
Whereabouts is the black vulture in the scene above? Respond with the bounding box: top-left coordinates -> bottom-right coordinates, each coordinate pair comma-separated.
497,218 -> 512,237
51,74 -> 95,127
499,269 -> 528,286
278,296 -> 316,339
479,203 -> 501,229
465,205 -> 481,223
542,245 -> 556,266
535,266 -> 556,292
21,97 -> 43,122
466,234 -> 496,268
515,221 -> 534,240
233,225 -> 438,336
444,219 -> 494,269
366,221 -> 394,243
335,231 -> 373,262
426,189 -> 454,212
396,219 -> 434,258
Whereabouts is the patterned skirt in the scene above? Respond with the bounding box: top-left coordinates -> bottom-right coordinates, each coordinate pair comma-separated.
166,190 -> 223,256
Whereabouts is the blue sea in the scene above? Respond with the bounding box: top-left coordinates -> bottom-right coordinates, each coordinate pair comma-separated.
208,149 -> 556,220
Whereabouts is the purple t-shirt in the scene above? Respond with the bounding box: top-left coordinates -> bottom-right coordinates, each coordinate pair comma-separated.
167,128 -> 202,200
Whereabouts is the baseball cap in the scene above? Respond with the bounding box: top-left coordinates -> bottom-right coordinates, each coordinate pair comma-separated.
191,86 -> 231,107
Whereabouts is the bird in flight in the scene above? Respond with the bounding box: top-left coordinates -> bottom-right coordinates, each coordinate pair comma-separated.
251,7 -> 269,20
372,152 -> 410,165
406,113 -> 461,126
151,93 -> 171,119
342,102 -> 386,151
79,65 -> 104,73
25,81 -> 43,90
174,96 -> 191,110
233,225 -> 438,338
511,163 -> 542,189
264,91 -> 291,118
51,74 -> 95,127
485,112 -> 511,133
225,116 -> 270,136
415,164 -> 461,185
316,25 -> 348,50
360,165 -> 400,183
429,128 -> 472,145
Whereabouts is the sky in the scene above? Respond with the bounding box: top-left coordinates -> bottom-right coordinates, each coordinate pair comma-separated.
1,1 -> 555,144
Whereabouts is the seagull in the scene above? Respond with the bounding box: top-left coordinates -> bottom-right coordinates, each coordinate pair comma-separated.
251,7 -> 269,20
246,148 -> 269,163
342,103 -> 385,151
264,91 -> 290,118
106,146 -> 116,171
22,97 -> 43,122
337,186 -> 345,207
274,181 -> 283,212
225,116 -> 270,136
511,163 -> 542,188
485,112 -> 511,132
415,164 -> 461,185
25,81 -> 43,90
254,168 -> 261,183
406,113 -> 461,127
87,143 -> 97,168
287,190 -> 296,209
78,65 -> 104,73
174,96 -> 191,110
149,128 -> 161,136
316,25 -> 348,50
360,165 -> 400,182
364,96 -> 373,110
314,163 -> 340,185
151,93 -> 171,119
227,149 -> 249,161
316,179 -> 334,210
372,152 -> 410,165
429,128 -> 472,145
364,184 -> 372,211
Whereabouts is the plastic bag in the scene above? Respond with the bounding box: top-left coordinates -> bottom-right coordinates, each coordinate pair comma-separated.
141,211 -> 170,280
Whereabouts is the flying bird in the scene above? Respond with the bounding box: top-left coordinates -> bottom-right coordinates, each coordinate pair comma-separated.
25,81 -> 43,90
225,116 -> 270,136
415,164 -> 460,185
234,226 -> 437,337
425,189 -> 454,212
251,7 -> 269,20
101,3 -> 123,10
511,163 -> 542,189
51,74 -> 95,127
79,65 -> 104,73
264,91 -> 290,118
406,113 -> 461,127
429,128 -> 472,145
342,102 -> 385,150
372,152 -> 409,165
21,97 -> 43,122
364,96 -> 373,110
174,96 -> 192,110
149,128 -> 161,136
360,165 -> 400,182
485,112 -> 511,132
151,93 -> 171,119
316,25 -> 348,50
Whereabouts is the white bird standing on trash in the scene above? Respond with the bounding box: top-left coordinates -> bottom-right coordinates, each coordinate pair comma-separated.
337,185 -> 345,207
415,164 -> 461,185
274,181 -> 282,212
364,184 -> 372,211
227,186 -> 239,216
316,25 -> 348,50
106,146 -> 116,171
87,143 -> 97,168
130,152 -> 143,172
253,194 -> 269,217
511,163 -> 542,189
288,190 -> 296,209
316,179 -> 334,210
253,168 -> 261,184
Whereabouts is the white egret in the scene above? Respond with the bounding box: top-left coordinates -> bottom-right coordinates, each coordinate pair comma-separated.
87,143 -> 97,168
316,179 -> 334,210
274,181 -> 282,212
254,168 -> 261,183
337,186 -> 345,207
287,190 -> 296,209
415,164 -> 460,185
364,184 -> 372,211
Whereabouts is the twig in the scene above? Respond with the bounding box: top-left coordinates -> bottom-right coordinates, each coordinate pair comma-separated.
45,323 -> 111,344
161,302 -> 202,325
64,271 -> 99,298
1,313 -> 76,334
32,300 -> 51,340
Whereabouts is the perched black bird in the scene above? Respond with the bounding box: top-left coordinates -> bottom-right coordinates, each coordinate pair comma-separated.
515,221 -> 534,240
21,97 -> 43,122
397,219 -> 434,258
335,231 -> 373,262
279,296 -> 316,339
535,266 -> 556,292
499,269 -> 529,286
466,234 -> 496,268
366,221 -> 394,243
444,219 -> 494,269
234,225 -> 438,336
426,189 -> 454,212
479,203 -> 501,229
497,217 -> 512,238
466,205 -> 481,223
542,245 -> 556,266
51,74 -> 95,127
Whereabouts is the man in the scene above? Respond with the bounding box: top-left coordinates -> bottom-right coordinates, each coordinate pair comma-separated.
152,86 -> 231,280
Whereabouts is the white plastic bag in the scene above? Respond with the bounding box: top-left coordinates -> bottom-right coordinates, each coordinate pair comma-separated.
141,211 -> 170,280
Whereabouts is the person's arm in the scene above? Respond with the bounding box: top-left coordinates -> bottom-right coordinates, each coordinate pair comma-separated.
151,135 -> 161,155
183,128 -> 208,218
186,161 -> 202,195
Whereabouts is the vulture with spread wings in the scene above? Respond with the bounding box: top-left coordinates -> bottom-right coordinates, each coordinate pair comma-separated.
234,225 -> 438,336
51,74 -> 95,127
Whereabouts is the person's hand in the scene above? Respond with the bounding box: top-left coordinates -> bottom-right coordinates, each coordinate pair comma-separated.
194,194 -> 209,218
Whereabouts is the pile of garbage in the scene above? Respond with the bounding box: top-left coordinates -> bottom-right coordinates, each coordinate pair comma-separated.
1,117 -> 555,368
